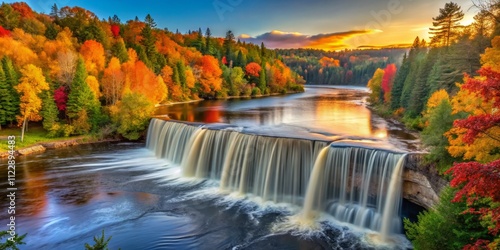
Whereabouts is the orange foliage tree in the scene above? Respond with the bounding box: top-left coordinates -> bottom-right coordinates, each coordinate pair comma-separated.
80,40 -> 105,76
245,62 -> 261,78
196,55 -> 222,95
123,59 -> 167,104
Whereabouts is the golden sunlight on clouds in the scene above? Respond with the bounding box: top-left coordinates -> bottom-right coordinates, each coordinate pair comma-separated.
239,29 -> 381,51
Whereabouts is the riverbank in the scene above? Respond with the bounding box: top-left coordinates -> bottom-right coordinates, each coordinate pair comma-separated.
0,127 -> 122,158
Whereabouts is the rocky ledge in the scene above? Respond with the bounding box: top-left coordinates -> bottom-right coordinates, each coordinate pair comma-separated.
403,154 -> 448,209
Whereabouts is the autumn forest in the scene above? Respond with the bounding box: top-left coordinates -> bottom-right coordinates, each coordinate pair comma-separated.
0,2 -> 304,140
0,1 -> 500,249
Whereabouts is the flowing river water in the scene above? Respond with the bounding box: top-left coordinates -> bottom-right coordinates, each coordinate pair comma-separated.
0,86 -> 422,249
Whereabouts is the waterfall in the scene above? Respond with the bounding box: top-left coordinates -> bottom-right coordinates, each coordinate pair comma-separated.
301,146 -> 406,235
147,119 -> 407,238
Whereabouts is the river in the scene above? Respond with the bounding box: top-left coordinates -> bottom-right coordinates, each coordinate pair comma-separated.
0,86 -> 420,249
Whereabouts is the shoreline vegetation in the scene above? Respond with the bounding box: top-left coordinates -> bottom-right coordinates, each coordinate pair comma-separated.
0,89 -> 306,156
364,2 -> 500,248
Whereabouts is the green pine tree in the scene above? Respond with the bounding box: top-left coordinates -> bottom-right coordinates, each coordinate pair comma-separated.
408,48 -> 440,115
41,89 -> 59,131
1,57 -> 19,125
140,24 -> 159,72
205,28 -> 212,54
223,30 -> 235,64
258,65 -> 267,92
390,53 -> 409,110
66,59 -> 102,133
111,38 -> 129,63
429,2 -> 464,47
235,50 -> 246,68
176,61 -> 187,89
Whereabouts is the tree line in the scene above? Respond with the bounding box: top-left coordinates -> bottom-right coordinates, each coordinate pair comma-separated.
278,48 -> 407,86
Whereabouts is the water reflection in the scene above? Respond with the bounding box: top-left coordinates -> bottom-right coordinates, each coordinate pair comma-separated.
156,86 -> 418,150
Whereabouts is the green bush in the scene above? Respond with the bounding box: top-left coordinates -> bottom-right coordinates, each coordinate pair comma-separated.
404,187 -> 492,250
251,87 -> 261,96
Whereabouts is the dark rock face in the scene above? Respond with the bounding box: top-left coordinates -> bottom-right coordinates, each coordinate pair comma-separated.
403,154 -> 448,209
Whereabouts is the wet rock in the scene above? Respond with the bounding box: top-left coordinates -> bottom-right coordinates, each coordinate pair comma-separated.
17,145 -> 46,155
403,154 -> 448,209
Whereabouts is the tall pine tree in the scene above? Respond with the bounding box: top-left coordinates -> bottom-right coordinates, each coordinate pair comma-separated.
391,53 -> 409,110
429,2 -> 464,47
66,58 -> 102,133
2,57 -> 19,125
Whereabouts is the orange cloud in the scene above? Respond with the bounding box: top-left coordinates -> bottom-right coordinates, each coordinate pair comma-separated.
239,30 -> 379,50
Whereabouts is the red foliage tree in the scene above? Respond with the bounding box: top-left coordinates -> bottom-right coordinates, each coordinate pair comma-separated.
381,64 -> 397,103
54,86 -> 68,111
111,24 -> 120,38
454,67 -> 500,144
446,159 -> 500,248
222,56 -> 228,65
0,26 -> 10,37
245,62 -> 261,78
11,2 -> 34,18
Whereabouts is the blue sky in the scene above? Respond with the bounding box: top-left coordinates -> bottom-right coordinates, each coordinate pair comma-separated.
11,0 -> 479,49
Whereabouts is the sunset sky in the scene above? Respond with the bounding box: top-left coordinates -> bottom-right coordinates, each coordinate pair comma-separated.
15,0 -> 478,50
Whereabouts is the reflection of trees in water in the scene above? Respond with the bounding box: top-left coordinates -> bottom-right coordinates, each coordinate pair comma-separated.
21,158 -> 48,217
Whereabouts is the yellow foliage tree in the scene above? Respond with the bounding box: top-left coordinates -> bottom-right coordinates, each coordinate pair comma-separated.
0,36 -> 38,67
423,89 -> 450,126
15,64 -> 49,141
446,83 -> 500,162
367,68 -> 385,104
85,75 -> 101,99
481,36 -> 500,72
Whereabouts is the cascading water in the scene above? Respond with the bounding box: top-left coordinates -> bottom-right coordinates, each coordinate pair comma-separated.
301,146 -> 406,239
146,118 -> 407,240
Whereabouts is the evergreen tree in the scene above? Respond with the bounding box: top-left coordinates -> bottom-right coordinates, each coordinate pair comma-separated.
66,59 -> 101,133
2,57 -> 19,125
194,27 -> 204,52
258,61 -> 267,92
44,23 -> 58,40
176,61 -> 187,88
41,89 -> 59,131
429,2 -> 464,47
408,47 -> 439,115
0,66 -> 16,129
144,14 -> 156,28
50,3 -> 59,19
111,14 -> 121,24
205,28 -> 212,54
223,30 -> 235,64
140,23 -> 158,71
111,38 -> 129,62
400,54 -> 424,111
235,50 -> 246,68
391,53 -> 409,110
172,64 -> 181,86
